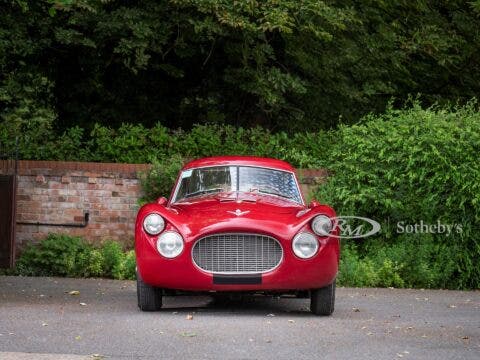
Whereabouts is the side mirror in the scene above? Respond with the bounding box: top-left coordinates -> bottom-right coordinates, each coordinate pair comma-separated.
309,200 -> 320,208
156,196 -> 168,205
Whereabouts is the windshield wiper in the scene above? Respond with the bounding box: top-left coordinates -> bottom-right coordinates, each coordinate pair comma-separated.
185,188 -> 224,198
257,188 -> 293,200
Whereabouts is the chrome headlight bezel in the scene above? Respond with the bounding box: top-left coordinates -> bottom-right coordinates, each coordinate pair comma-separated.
292,232 -> 319,259
311,215 -> 333,236
157,231 -> 184,258
143,213 -> 165,235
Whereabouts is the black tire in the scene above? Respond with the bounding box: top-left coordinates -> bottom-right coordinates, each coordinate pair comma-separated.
137,271 -> 163,311
296,291 -> 310,299
310,280 -> 336,316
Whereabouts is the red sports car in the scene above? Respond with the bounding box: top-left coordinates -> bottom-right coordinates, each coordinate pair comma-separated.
135,156 -> 340,315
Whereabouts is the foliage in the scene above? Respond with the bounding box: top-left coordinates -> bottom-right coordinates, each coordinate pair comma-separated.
1,1 -> 480,133
15,234 -> 101,277
338,236 -> 458,289
318,102 -> 480,289
336,244 -> 379,287
140,155 -> 185,202
15,234 -> 136,280
100,240 -> 125,278
0,120 -> 333,168
112,250 -> 136,280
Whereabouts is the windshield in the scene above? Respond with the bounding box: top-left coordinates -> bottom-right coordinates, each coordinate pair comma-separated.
172,166 -> 302,204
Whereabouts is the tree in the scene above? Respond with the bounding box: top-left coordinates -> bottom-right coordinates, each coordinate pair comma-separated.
1,0 -> 479,133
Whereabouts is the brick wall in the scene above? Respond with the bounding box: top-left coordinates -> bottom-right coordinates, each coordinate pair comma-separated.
0,161 -> 150,251
0,161 -> 328,252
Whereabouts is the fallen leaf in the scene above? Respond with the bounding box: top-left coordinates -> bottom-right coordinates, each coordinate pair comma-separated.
180,332 -> 196,337
67,290 -> 80,296
75,336 -> 81,340
79,302 -> 87,306
186,314 -> 193,320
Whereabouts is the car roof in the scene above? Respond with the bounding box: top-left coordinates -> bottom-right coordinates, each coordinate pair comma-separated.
182,156 -> 295,172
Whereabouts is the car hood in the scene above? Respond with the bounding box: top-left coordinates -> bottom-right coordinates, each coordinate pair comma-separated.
167,194 -> 306,239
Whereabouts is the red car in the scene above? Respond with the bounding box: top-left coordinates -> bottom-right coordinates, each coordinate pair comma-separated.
135,156 -> 340,315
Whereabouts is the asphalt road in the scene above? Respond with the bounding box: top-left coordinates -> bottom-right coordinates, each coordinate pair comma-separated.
0,276 -> 479,360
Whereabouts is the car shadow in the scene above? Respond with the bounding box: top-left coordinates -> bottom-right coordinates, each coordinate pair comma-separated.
158,295 -> 314,316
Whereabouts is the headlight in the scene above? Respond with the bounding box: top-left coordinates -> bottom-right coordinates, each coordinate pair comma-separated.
143,213 -> 165,235
157,231 -> 184,258
311,215 -> 333,236
292,232 -> 318,259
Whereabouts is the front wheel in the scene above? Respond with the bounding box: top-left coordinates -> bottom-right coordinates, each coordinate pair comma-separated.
310,280 -> 336,316
137,271 -> 163,311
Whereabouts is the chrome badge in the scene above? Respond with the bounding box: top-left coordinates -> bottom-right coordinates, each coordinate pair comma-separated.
227,209 -> 250,217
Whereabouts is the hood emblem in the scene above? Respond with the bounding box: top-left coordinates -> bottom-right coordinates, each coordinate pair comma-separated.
228,209 -> 250,217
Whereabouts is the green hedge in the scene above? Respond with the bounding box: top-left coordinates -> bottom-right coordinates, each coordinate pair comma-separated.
0,121 -> 334,169
317,101 -> 480,289
14,234 -> 136,280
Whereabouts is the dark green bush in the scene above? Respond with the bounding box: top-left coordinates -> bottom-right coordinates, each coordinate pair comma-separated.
112,251 -> 136,280
338,236 -> 459,289
15,234 -> 136,280
100,240 -> 125,278
0,119 -> 333,169
15,234 -> 101,277
139,155 -> 185,202
336,244 -> 379,287
318,101 -> 480,289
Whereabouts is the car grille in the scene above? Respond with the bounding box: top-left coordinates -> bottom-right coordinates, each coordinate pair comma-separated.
192,233 -> 283,274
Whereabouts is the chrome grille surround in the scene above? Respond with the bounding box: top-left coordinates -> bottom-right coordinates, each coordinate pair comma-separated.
192,233 -> 283,274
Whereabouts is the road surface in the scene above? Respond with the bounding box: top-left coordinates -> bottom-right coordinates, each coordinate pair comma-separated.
0,276 -> 479,359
